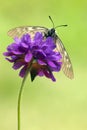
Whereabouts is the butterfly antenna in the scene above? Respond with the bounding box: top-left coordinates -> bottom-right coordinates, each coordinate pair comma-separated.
49,16 -> 55,28
55,24 -> 68,29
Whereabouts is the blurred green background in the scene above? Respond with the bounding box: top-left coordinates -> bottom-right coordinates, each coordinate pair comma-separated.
0,0 -> 87,130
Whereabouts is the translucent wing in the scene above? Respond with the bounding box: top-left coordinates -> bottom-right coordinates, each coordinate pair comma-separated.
56,36 -> 74,79
8,26 -> 48,39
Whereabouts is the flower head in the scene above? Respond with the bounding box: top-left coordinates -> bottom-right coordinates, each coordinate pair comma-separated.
3,32 -> 62,81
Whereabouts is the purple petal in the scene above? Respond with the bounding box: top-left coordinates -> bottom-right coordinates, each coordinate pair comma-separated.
19,66 -> 27,77
21,42 -> 29,48
7,43 -> 18,51
45,37 -> 56,49
43,70 -> 56,81
38,70 -> 44,76
7,43 -> 23,54
53,61 -> 62,71
5,58 -> 14,62
34,32 -> 43,41
14,37 -> 21,44
33,50 -> 46,59
50,73 -> 56,81
37,59 -> 46,65
3,52 -> 13,56
21,34 -> 31,43
47,61 -> 57,68
12,62 -> 24,70
25,52 -> 33,62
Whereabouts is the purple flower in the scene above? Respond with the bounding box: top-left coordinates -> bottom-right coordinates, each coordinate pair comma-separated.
3,32 -> 62,81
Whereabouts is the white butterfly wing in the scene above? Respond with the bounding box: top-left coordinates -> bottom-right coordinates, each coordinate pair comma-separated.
8,26 -> 48,38
56,36 -> 74,79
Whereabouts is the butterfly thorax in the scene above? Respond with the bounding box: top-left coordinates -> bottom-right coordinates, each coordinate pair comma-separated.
44,28 -> 57,40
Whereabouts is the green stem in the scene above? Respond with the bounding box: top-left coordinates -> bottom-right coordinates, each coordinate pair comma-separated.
17,65 -> 32,130
17,71 -> 30,130
18,78 -> 25,130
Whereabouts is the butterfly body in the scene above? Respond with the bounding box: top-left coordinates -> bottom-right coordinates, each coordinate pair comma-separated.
8,26 -> 74,79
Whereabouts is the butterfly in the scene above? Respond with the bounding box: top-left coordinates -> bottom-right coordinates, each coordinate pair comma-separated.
7,16 -> 74,79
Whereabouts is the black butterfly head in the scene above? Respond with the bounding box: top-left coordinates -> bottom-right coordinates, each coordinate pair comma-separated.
45,28 -> 56,38
48,28 -> 55,36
